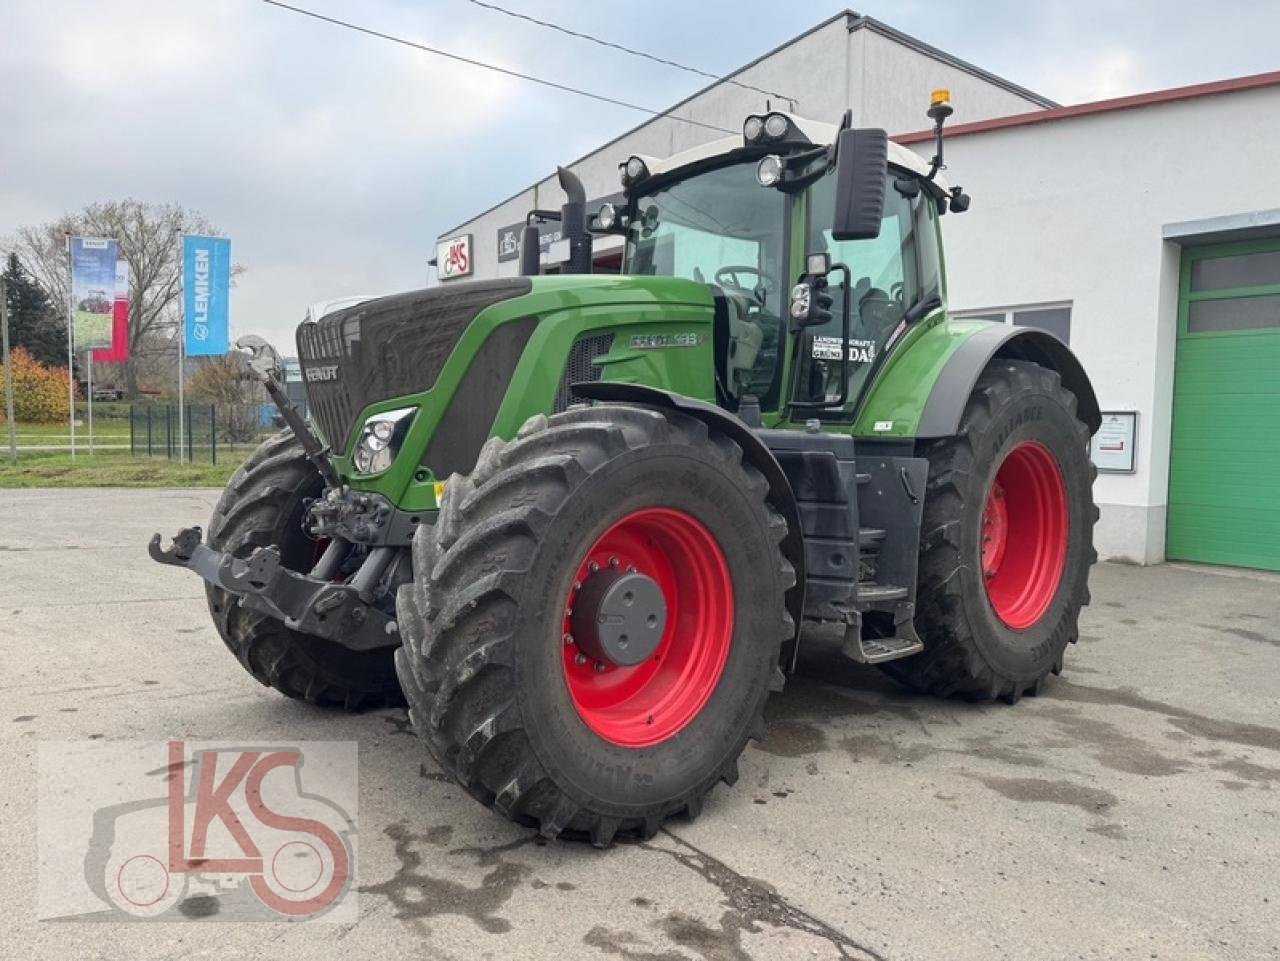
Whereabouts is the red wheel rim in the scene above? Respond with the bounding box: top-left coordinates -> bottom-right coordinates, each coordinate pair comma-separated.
981,441 -> 1068,630
562,508 -> 733,748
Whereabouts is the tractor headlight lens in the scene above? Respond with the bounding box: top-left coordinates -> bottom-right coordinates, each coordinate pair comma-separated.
756,154 -> 783,187
621,155 -> 649,186
743,115 -> 764,142
352,407 -> 415,476
790,283 -> 811,320
597,202 -> 617,230
764,112 -> 789,139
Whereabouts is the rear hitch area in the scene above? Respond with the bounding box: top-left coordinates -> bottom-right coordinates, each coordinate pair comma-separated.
149,526 -> 400,652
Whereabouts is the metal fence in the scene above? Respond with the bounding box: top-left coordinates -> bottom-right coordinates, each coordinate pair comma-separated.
129,403 -> 276,463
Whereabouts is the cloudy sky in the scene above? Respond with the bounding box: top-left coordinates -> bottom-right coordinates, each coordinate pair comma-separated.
2,0 -> 1276,348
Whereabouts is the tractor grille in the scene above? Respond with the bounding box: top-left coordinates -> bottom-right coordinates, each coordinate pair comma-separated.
296,279 -> 531,453
553,333 -> 614,412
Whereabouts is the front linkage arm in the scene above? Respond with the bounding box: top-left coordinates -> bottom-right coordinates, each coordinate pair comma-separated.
236,334 -> 338,488
149,526 -> 398,652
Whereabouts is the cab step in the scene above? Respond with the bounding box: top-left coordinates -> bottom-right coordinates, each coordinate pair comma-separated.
855,582 -> 909,604
841,629 -> 924,665
858,527 -> 886,549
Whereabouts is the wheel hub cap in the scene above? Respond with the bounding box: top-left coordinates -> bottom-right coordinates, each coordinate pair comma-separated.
570,570 -> 667,667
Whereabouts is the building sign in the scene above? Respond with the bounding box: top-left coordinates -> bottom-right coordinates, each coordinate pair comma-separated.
1090,410 -> 1138,473
182,235 -> 231,356
496,191 -> 624,265
69,236 -> 119,351
496,222 -> 561,264
437,234 -> 473,279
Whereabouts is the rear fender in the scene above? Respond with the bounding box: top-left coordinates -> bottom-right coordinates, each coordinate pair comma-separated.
917,326 -> 1101,438
571,382 -> 805,650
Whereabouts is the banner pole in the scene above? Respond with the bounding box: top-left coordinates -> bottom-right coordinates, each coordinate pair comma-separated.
1,278 -> 17,464
178,237 -> 186,465
65,234 -> 76,462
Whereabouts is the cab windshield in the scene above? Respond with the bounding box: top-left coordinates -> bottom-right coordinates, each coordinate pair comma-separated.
624,160 -> 788,405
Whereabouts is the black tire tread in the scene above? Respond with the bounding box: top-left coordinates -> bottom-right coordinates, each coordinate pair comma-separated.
883,360 -> 1098,702
396,406 -> 793,845
205,430 -> 402,710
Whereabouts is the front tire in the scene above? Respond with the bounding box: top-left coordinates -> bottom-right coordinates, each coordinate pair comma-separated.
395,405 -> 793,845
205,431 -> 402,709
882,360 -> 1097,701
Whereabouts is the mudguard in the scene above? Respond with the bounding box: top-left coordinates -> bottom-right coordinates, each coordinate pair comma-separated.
916,325 -> 1101,438
571,382 -> 805,646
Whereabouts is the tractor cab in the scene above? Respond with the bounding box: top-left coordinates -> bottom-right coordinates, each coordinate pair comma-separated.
597,103 -> 966,425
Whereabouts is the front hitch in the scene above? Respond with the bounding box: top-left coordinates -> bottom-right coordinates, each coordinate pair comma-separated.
149,527 -> 398,652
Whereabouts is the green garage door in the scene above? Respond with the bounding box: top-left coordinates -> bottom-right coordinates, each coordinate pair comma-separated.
1168,238 -> 1280,571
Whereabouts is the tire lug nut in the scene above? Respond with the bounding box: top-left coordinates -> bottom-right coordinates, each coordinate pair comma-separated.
595,662 -> 607,673
609,557 -> 619,568
626,565 -> 637,573
563,633 -> 574,646
589,561 -> 599,573
575,653 -> 587,666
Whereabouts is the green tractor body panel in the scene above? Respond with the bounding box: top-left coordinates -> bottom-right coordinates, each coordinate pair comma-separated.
331,275 -> 718,512
848,310 -> 990,438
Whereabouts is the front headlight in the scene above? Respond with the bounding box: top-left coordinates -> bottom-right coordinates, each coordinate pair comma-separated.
352,407 -> 416,476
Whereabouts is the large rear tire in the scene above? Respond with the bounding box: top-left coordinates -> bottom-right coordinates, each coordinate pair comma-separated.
881,360 -> 1097,702
395,405 -> 793,845
205,431 -> 402,709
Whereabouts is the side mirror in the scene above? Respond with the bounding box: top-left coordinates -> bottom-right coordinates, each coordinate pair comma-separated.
831,127 -> 888,241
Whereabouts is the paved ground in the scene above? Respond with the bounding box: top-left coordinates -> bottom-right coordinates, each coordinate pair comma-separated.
5,488 -> 1279,960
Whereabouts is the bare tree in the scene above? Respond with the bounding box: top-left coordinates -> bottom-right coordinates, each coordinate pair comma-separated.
3,200 -> 242,396
188,353 -> 267,443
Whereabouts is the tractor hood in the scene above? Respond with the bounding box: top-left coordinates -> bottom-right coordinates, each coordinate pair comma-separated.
296,275 -> 714,456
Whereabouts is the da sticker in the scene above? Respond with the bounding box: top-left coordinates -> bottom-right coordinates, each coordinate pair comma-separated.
812,337 -> 877,363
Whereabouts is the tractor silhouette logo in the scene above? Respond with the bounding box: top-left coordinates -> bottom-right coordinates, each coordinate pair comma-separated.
82,741 -> 354,920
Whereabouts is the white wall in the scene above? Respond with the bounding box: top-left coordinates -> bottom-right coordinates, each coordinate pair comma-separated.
853,27 -> 1047,131
914,84 -> 1280,563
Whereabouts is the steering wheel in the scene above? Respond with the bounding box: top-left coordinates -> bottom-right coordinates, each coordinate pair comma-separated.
715,266 -> 770,307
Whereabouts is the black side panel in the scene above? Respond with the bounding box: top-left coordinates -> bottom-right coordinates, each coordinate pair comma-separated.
756,429 -> 860,620
296,278 -> 531,452
422,316 -> 539,479
856,454 -> 927,609
553,333 -> 613,413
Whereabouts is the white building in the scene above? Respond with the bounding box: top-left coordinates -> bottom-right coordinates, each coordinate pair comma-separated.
435,11 -> 1280,572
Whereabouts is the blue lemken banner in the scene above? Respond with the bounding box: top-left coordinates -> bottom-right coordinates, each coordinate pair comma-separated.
182,235 -> 231,356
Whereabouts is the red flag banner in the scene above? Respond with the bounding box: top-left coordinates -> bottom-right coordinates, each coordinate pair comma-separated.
92,260 -> 129,363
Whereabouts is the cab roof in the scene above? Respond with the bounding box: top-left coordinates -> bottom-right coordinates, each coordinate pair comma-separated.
631,111 -> 947,191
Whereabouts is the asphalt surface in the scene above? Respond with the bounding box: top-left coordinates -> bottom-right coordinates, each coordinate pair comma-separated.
5,488 -> 1279,960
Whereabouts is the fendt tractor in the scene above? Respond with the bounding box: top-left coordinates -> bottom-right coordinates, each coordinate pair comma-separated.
152,92 -> 1099,846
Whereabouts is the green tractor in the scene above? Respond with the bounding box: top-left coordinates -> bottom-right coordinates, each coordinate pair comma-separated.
151,93 -> 1098,846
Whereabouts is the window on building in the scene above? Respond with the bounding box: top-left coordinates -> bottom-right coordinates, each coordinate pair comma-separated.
952,303 -> 1073,344
1184,246 -> 1280,333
